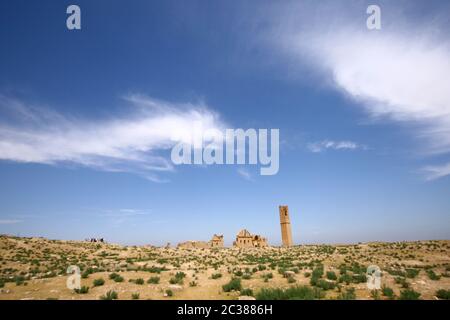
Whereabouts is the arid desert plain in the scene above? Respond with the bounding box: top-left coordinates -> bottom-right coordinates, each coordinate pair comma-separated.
0,235 -> 449,300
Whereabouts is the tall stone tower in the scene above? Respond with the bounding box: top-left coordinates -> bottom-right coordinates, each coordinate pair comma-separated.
279,205 -> 293,247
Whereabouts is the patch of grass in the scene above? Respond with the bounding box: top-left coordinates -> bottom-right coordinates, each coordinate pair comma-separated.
131,293 -> 140,300
256,286 -> 323,300
399,289 -> 421,300
134,278 -> 144,285
426,270 -> 441,281
165,289 -> 173,297
240,288 -> 254,296
93,278 -> 105,287
315,279 -> 336,290
381,285 -> 395,299
326,271 -> 337,281
436,289 -> 450,300
371,290 -> 380,300
211,273 -> 222,279
338,274 -> 352,285
287,276 -> 296,283
74,286 -> 89,294
405,268 -> 420,279
395,277 -> 410,288
337,288 -> 356,300
222,278 -> 242,292
169,272 -> 186,285
109,272 -> 119,280
100,290 -> 118,300
147,276 -> 160,284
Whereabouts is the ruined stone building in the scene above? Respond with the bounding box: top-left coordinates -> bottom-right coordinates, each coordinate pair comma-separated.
279,205 -> 293,247
176,240 -> 209,249
233,229 -> 268,248
209,234 -> 224,247
177,234 -> 224,249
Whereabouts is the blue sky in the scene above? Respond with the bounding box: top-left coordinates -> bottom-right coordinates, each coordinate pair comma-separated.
0,0 -> 449,245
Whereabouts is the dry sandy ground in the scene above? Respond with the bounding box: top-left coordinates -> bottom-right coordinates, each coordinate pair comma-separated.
0,235 -> 449,300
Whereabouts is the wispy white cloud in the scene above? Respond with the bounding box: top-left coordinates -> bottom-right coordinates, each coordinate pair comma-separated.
99,208 -> 150,218
0,94 -> 226,182
307,140 -> 365,153
264,2 -> 450,180
422,163 -> 450,181
0,219 -> 22,224
237,168 -> 253,181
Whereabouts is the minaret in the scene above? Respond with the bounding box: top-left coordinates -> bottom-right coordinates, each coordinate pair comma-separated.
279,205 -> 293,247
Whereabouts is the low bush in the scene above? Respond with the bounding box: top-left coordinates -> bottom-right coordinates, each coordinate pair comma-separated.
399,289 -> 421,300
93,278 -> 105,287
100,290 -> 118,300
256,286 -> 323,300
240,288 -> 254,296
74,286 -> 89,294
222,278 -> 242,292
436,289 -> 450,300
147,276 -> 160,284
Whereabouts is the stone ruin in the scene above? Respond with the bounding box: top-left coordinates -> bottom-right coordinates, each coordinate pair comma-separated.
177,234 -> 224,249
233,229 -> 268,248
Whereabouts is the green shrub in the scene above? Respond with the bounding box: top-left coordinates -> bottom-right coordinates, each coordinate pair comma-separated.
211,273 -> 222,279
371,290 -> 380,300
240,288 -> 254,296
399,289 -> 421,300
222,278 -> 242,292
287,276 -> 296,283
258,264 -> 266,271
405,269 -> 419,279
242,274 -> 252,280
113,275 -> 124,282
109,272 -> 119,280
338,274 -> 352,285
436,289 -> 450,300
312,266 -> 324,278
135,278 -> 144,285
74,286 -> 89,294
189,281 -> 198,287
100,290 -> 118,300
326,271 -> 337,281
256,286 -> 323,300
315,279 -> 336,290
337,288 -> 356,300
131,293 -> 140,300
165,289 -> 173,297
147,276 -> 160,284
426,270 -> 441,281
352,274 -> 367,284
395,277 -> 410,288
381,285 -> 395,299
169,272 -> 186,284
93,278 -> 105,287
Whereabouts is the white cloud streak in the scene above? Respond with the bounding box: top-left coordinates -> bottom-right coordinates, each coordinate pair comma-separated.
237,168 -> 253,181
0,219 -> 22,224
307,140 -> 365,153
0,94 -> 226,182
